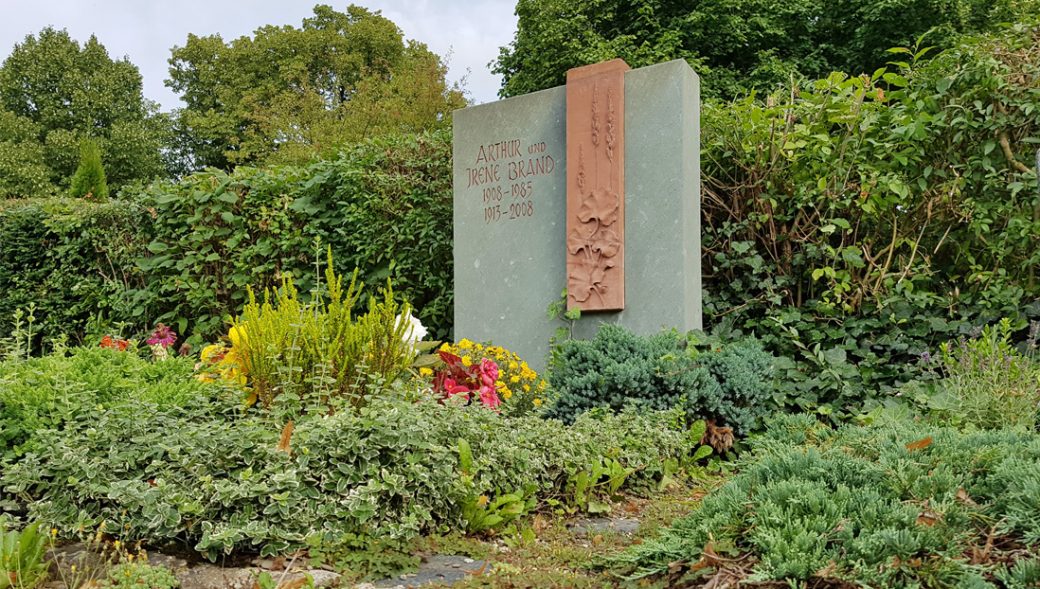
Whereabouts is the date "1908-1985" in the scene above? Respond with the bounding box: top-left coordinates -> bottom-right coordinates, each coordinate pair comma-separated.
483,181 -> 533,223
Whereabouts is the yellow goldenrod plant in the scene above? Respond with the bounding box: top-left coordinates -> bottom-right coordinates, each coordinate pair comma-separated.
197,249 -> 419,413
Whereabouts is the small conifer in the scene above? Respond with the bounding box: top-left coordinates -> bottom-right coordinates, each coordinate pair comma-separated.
69,139 -> 109,199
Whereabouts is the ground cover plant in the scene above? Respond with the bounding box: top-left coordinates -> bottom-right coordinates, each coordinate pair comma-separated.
612,413 -> 1040,587
0,346 -> 224,460
0,394 -> 699,565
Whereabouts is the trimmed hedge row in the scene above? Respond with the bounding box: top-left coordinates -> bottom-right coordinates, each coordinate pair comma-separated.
0,130 -> 454,347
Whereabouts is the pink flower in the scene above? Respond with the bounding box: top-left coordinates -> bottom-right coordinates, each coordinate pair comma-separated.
443,378 -> 471,396
479,386 -> 501,409
146,323 -> 177,348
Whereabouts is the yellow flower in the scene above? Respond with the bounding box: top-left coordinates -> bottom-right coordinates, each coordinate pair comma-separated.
419,367 -> 433,377
228,324 -> 248,349
496,380 -> 505,388
200,343 -> 225,363
477,495 -> 489,507
502,389 -> 512,400
533,398 -> 543,407
509,361 -> 519,371
523,384 -> 531,392
538,381 -> 547,391
474,343 -> 484,351
458,339 -> 474,350
510,375 -> 520,383
461,355 -> 472,367
439,342 -> 451,352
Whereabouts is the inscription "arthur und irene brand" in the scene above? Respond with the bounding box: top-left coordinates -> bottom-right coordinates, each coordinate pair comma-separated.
464,139 -> 557,224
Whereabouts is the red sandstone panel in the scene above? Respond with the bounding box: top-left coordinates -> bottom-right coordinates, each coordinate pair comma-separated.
566,59 -> 629,312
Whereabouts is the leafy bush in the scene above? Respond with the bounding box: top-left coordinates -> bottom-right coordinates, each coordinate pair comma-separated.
612,414 -> 1040,587
1,394 -> 695,561
547,325 -> 775,434
0,347 -> 222,459
136,129 -> 452,343
701,22 -> 1040,417
0,198 -> 152,348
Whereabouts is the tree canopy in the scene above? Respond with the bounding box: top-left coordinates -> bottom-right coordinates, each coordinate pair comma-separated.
167,4 -> 466,170
0,27 -> 170,196
493,0 -> 1034,99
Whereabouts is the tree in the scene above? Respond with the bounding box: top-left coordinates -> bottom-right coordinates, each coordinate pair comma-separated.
167,4 -> 466,170
0,27 -> 170,193
493,0 -> 1034,99
69,139 -> 109,200
0,110 -> 54,197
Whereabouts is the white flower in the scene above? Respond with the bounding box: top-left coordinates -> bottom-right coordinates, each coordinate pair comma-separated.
397,312 -> 427,349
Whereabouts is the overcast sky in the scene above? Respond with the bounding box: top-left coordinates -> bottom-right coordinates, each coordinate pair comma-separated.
0,0 -> 518,111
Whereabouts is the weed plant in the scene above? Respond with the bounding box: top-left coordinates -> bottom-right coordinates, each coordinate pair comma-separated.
934,318 -> 1040,430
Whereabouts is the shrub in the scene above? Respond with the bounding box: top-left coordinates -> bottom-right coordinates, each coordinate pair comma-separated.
216,257 -> 418,413
612,414 -> 1040,587
136,129 -> 452,343
1,393 -> 695,561
700,22 -> 1040,418
547,325 -> 776,434
0,346 -> 223,459
0,198 -> 152,349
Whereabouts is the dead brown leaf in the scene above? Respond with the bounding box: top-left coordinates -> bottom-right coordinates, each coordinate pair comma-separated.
703,421 -> 735,454
905,436 -> 933,451
277,420 -> 294,454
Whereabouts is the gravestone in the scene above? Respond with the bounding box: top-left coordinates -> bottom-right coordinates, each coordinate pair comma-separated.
453,59 -> 701,371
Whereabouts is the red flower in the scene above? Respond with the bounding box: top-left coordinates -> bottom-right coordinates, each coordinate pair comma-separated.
431,351 -> 502,411
99,335 -> 130,351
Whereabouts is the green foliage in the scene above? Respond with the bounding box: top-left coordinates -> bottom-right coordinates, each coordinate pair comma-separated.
0,112 -> 54,198
494,0 -> 1035,99
0,522 -> 47,589
613,414 -> 1040,586
167,4 -> 465,170
700,22 -> 1040,417
546,325 -> 776,434
135,129 -> 453,343
69,139 -> 109,200
458,439 -> 538,534
927,318 -> 1040,430
0,346 -> 223,459
232,254 -> 416,413
100,562 -> 179,589
1,392 -> 694,562
0,27 -> 170,193
0,198 -> 153,349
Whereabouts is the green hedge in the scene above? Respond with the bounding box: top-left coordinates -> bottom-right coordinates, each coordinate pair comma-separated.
0,130 -> 454,347
135,129 -> 453,342
0,198 -> 152,347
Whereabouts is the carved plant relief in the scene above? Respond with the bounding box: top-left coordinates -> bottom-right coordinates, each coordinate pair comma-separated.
566,63 -> 626,311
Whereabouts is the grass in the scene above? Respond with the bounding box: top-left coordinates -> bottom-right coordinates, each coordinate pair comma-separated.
413,479 -> 720,588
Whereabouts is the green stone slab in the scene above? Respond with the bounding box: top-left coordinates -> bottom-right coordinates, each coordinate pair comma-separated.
453,59 -> 701,372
